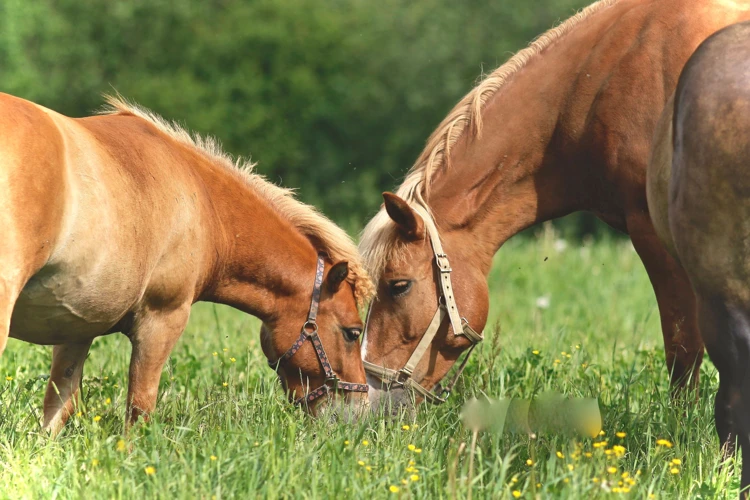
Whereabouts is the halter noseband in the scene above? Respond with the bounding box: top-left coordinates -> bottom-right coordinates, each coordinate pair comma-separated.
362,203 -> 484,404
268,253 -> 369,407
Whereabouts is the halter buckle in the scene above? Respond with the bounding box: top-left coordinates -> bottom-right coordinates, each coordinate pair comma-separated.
394,368 -> 413,386
325,375 -> 340,392
435,254 -> 452,272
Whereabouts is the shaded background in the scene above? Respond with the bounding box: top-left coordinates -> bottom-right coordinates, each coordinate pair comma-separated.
1,0 -> 610,236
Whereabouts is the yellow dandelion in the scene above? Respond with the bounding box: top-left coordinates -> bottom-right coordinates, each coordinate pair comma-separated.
144,466 -> 156,475
365,466 -> 372,472
671,458 -> 682,465
91,459 -> 99,467
612,487 -> 621,493
409,460 -> 415,466
406,466 -> 416,473
622,488 -> 631,493
512,491 -> 521,498
76,411 -> 83,418
556,451 -> 564,459
607,467 -> 617,474
563,478 -> 569,484
210,455 -> 217,461
554,359 -> 561,364
599,430 -> 606,436
604,449 -> 613,456
536,483 -> 541,488
410,474 -> 419,482
230,357 -> 236,363
561,351 -> 567,356
254,442 -> 259,446
116,440 -> 126,452
613,445 -> 626,457
592,478 -> 600,483
526,459 -> 534,466
105,398 -> 111,405
358,461 -> 365,466
575,344 -> 581,349
566,354 -> 572,358
415,448 -> 422,453
93,415 -> 101,422
567,464 -> 574,471
402,425 -> 410,431
223,348 -> 228,352
5,376 -> 12,381
584,452 -> 593,458
621,472 -> 629,479
670,467 -> 679,475
389,485 -> 399,493
344,440 -> 350,446
362,440 -> 370,446
511,476 -> 518,484
532,350 -> 540,355
649,494 -> 656,499
582,363 -> 588,368
616,432 -> 626,438
401,479 -> 408,485
656,439 -> 673,448
212,352 -> 218,356
222,382 -> 228,387
104,376 -> 109,380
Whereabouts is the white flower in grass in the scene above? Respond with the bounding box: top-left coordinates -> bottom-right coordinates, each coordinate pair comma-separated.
554,239 -> 568,253
535,296 -> 550,310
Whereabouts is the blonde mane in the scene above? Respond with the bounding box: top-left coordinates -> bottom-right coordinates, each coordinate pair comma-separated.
101,95 -> 374,304
359,0 -> 619,283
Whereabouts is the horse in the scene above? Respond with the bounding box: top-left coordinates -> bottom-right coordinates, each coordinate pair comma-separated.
358,0 -> 750,411
648,21 -> 750,496
0,93 -> 373,433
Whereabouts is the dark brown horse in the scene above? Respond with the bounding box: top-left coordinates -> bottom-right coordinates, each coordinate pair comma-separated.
648,21 -> 750,496
359,0 -> 750,410
0,93 -> 373,433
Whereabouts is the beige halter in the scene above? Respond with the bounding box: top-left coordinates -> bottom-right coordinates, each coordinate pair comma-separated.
363,202 -> 483,404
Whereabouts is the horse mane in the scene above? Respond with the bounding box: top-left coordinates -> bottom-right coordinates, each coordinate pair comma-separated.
359,0 -> 619,283
101,95 -> 374,304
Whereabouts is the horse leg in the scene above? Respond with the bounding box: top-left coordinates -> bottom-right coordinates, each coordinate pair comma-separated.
42,340 -> 93,435
626,213 -> 704,393
125,305 -> 190,426
698,296 -> 750,496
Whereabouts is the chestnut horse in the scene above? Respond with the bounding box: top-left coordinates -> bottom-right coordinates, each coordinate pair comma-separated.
360,0 -> 750,410
0,93 -> 373,433
648,21 -> 750,494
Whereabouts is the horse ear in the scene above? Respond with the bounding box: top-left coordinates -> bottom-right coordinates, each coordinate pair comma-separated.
383,192 -> 424,240
327,261 -> 349,294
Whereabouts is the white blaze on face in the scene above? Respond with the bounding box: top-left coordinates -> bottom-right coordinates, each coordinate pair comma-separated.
360,333 -> 368,359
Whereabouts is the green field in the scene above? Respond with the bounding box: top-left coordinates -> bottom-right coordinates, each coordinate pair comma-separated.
0,227 -> 736,498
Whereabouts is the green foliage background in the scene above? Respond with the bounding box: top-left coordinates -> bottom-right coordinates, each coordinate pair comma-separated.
0,0 -> 604,234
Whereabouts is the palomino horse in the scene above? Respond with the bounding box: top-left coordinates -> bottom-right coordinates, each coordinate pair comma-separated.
359,0 -> 750,410
0,93 -> 373,433
648,21 -> 750,495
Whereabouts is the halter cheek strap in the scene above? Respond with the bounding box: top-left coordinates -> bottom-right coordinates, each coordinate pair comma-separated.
363,202 -> 483,404
269,253 -> 369,406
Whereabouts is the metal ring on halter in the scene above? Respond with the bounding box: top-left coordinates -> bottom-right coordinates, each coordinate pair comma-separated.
302,320 -> 318,334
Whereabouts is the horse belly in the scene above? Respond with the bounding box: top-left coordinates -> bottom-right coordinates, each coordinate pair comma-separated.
9,261 -> 142,345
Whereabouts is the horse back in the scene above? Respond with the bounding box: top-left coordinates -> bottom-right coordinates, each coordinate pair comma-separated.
0,94 -> 214,342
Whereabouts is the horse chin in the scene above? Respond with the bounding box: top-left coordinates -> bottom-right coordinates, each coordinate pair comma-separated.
367,378 -> 417,419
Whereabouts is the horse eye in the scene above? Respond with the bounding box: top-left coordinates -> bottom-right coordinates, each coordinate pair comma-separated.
388,280 -> 413,298
342,327 -> 362,342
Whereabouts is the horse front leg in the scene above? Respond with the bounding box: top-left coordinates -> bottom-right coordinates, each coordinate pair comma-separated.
125,304 -> 190,426
43,340 -> 93,435
626,213 -> 705,394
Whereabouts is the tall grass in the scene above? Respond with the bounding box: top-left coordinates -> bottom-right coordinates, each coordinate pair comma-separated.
0,228 -> 735,498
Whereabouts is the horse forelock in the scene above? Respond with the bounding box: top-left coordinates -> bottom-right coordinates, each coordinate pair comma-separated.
360,0 -> 619,282
101,94 -> 374,305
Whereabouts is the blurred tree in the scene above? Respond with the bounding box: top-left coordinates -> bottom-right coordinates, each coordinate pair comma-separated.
1,0 -> 614,237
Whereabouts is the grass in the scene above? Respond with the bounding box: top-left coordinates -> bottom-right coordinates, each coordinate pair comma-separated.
0,224 -> 738,499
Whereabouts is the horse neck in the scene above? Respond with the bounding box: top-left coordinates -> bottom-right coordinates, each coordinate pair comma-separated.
199,170 -> 317,323
425,5 -> 622,275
